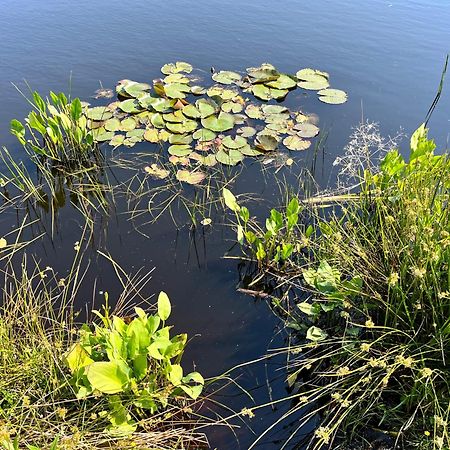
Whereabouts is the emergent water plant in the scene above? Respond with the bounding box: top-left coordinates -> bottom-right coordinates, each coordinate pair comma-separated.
224,125 -> 450,449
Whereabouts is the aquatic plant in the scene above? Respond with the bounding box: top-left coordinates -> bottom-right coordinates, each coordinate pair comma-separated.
0,257 -> 207,449
224,125 -> 450,449
10,91 -> 99,170
84,62 -> 346,185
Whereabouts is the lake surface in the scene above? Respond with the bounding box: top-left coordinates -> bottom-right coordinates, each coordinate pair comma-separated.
0,1 -> 449,448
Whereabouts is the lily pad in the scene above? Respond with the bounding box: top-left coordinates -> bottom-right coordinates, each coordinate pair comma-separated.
212,70 -> 241,85
104,117 -> 121,132
109,134 -> 125,148
144,164 -> 170,179
165,119 -> 197,134
168,144 -> 192,157
266,74 -> 297,90
124,82 -> 151,98
93,129 -> 115,142
197,154 -> 217,167
164,73 -> 190,84
163,110 -> 186,123
165,83 -> 191,99
255,134 -> 278,151
176,169 -> 206,185
222,135 -> 247,149
283,135 -> 311,151
318,88 -> 348,104
247,64 -> 279,83
191,86 -> 207,95
169,155 -> 190,165
126,129 -> 145,139
196,99 -> 217,118
151,113 -> 165,128
294,122 -> 320,138
201,112 -> 235,132
296,68 -> 330,90
262,105 -> 288,115
239,145 -> 264,157
215,148 -> 244,166
207,86 -> 237,100
192,128 -> 216,141
120,117 -> 137,132
144,128 -> 160,143
169,133 -> 193,145
161,62 -> 193,75
237,126 -> 257,137
222,101 -> 243,113
182,104 -> 201,119
86,106 -> 113,121
118,99 -> 142,114
245,104 -> 263,119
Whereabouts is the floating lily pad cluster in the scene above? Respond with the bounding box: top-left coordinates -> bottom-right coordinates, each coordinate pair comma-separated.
83,62 -> 347,184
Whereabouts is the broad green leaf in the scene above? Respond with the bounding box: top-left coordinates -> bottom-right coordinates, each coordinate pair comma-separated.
222,188 -> 240,212
158,291 -> 171,321
86,361 -> 131,394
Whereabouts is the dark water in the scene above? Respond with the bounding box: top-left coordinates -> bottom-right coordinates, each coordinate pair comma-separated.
0,1 -> 449,448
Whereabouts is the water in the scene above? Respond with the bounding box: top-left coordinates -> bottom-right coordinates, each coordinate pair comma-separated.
0,1 -> 449,448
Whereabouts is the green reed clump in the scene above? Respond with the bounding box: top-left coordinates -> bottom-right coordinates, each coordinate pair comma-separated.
10,91 -> 99,171
224,125 -> 450,449
0,260 -> 207,449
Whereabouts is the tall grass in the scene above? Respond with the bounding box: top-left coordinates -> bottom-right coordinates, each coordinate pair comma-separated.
224,124 -> 450,449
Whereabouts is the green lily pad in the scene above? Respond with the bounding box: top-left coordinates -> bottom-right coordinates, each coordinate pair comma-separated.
165,119 -> 197,134
93,128 -> 115,142
222,135 -> 247,149
239,144 -> 264,157
196,99 -> 217,118
176,169 -> 206,185
169,133 -> 193,145
144,164 -> 170,179
197,154 -> 217,167
161,62 -> 193,75
245,104 -> 263,119
212,70 -> 241,85
318,88 -> 348,104
237,126 -> 256,137
296,68 -> 330,90
124,82 -> 151,98
182,104 -> 201,119
144,128 -> 160,143
123,136 -> 141,147
118,99 -> 142,113
164,73 -> 190,84
192,128 -> 216,141
86,107 -> 112,121
109,134 -> 125,147
283,135 -> 311,151
158,129 -> 171,142
191,86 -> 207,95
266,74 -> 297,90
215,148 -> 244,166
222,101 -> 243,113
201,112 -> 235,132
207,86 -> 237,100
294,123 -> 320,138
120,117 -> 137,132
151,113 -> 165,128
247,64 -> 279,83
168,144 -> 192,157
104,117 -> 121,132
266,122 -> 289,133
251,84 -> 271,101
255,134 -> 278,151
165,83 -> 191,99
163,110 -> 186,123
262,105 -> 288,115
126,128 -> 145,139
